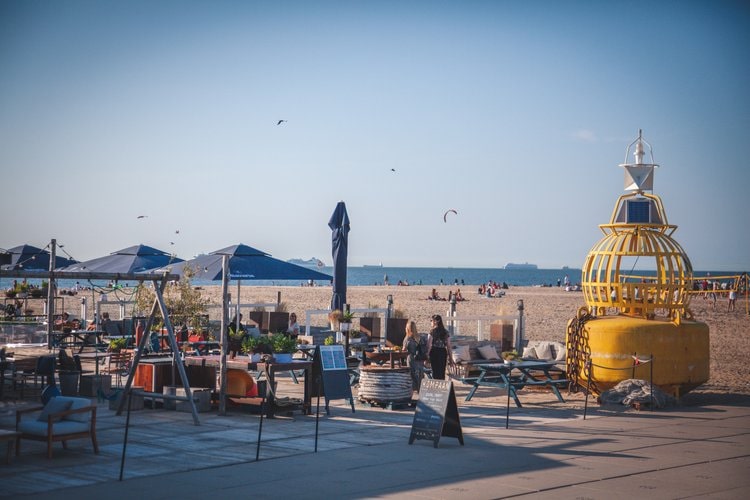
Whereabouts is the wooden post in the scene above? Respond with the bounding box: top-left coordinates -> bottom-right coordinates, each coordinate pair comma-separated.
219,255 -> 229,415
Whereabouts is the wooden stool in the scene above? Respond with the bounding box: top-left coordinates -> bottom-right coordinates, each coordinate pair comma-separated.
0,429 -> 20,464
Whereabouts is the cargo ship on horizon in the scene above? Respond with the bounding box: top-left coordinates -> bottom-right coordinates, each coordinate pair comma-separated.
504,262 -> 538,270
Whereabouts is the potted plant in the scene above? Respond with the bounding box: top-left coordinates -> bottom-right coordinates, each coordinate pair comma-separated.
348,329 -> 367,344
108,338 -> 127,352
242,335 -> 271,362
270,332 -> 297,363
501,350 -> 518,364
323,335 -> 336,346
339,310 -> 354,332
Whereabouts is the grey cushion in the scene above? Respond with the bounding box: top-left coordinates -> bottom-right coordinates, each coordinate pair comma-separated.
477,344 -> 500,360
62,397 -> 93,423
37,398 -> 73,423
19,419 -> 90,437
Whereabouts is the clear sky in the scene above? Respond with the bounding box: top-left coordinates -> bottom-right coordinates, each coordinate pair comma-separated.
1,1 -> 748,271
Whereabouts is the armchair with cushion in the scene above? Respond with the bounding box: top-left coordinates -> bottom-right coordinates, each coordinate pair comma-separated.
15,396 -> 98,458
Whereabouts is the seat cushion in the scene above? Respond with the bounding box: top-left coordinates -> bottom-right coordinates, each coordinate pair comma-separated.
38,398 -> 73,423
451,345 -> 471,363
478,344 -> 500,360
62,397 -> 93,423
19,419 -> 90,437
534,341 -> 555,361
522,346 -> 538,359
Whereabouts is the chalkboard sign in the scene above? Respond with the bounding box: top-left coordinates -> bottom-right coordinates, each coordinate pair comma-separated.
312,345 -> 354,413
409,379 -> 463,448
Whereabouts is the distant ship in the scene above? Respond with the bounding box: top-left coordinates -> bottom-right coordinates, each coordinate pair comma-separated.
363,263 -> 383,268
287,257 -> 325,269
504,262 -> 538,270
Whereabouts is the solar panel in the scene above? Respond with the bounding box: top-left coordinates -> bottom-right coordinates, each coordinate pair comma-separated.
627,200 -> 651,223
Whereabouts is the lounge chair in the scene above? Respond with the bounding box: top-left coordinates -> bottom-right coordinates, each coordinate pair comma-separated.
16,396 -> 98,458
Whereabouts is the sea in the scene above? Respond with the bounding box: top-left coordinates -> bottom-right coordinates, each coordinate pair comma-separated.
1,266 -> 743,290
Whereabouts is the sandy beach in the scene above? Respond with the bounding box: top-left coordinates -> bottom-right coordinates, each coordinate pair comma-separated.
186,284 -> 750,395
5,284 -> 749,396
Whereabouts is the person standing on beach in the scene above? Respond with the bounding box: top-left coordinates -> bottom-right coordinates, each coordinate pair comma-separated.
403,320 -> 428,392
728,289 -> 737,311
427,314 -> 454,380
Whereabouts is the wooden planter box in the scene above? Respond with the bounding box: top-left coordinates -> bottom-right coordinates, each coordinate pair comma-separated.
386,318 -> 408,347
264,311 -> 289,334
359,317 -> 381,341
246,311 -> 265,331
490,323 -> 514,352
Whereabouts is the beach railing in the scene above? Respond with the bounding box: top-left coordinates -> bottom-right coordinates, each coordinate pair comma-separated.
444,313 -> 520,344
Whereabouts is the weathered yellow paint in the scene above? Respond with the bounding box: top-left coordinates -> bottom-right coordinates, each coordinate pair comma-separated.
568,316 -> 709,395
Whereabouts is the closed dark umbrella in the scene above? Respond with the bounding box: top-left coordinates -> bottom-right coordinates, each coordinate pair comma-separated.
328,201 -> 350,311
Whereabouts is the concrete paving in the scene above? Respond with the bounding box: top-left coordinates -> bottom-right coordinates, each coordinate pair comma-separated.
1,376 -> 748,499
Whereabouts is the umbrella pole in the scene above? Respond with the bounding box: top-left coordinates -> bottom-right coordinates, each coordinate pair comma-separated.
236,279 -> 241,332
219,255 -> 229,415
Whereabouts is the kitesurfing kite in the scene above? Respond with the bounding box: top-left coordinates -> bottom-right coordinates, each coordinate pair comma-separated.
443,209 -> 458,223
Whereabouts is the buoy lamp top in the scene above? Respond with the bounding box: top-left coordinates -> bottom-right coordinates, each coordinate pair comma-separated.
581,130 -> 694,322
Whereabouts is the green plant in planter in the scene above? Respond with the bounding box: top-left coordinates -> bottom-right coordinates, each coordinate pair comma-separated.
501,350 -> 518,361
242,335 -> 271,354
109,338 -> 127,352
270,333 -> 297,354
323,335 -> 336,346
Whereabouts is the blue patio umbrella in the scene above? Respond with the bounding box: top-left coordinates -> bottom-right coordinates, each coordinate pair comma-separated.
57,244 -> 182,273
0,244 -> 77,271
157,244 -> 331,282
328,201 -> 350,311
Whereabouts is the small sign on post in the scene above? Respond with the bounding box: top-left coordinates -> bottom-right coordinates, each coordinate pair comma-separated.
409,378 -> 464,448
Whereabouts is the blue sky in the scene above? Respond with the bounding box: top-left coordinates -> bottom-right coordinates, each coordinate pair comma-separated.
1,1 -> 748,271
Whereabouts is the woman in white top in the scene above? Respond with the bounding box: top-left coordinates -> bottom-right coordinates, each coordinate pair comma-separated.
287,313 -> 300,337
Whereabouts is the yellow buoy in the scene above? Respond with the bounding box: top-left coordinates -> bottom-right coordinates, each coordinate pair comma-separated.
566,130 -> 709,397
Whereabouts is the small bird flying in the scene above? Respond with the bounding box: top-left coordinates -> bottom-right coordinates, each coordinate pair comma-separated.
137,215 -> 148,219
276,120 -> 287,125
443,209 -> 458,223
390,168 -> 396,172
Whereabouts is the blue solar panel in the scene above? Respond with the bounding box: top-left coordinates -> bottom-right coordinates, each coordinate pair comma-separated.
627,200 -> 651,223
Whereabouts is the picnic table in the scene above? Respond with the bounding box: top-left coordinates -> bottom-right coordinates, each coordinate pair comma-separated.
52,330 -> 105,353
465,360 -> 568,407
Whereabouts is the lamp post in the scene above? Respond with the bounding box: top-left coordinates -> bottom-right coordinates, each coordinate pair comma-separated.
385,294 -> 393,347
516,299 -> 525,351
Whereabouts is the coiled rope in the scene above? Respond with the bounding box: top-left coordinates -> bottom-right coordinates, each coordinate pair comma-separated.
566,307 -> 595,394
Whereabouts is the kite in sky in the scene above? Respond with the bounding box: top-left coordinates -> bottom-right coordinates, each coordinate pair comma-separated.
443,209 -> 457,222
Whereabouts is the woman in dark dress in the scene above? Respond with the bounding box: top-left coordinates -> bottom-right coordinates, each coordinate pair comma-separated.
427,314 -> 454,379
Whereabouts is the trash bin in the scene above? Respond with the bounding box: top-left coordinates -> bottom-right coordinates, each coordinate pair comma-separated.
59,371 -> 80,396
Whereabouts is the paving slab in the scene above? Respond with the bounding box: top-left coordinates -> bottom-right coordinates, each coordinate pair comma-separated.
1,378 -> 748,498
